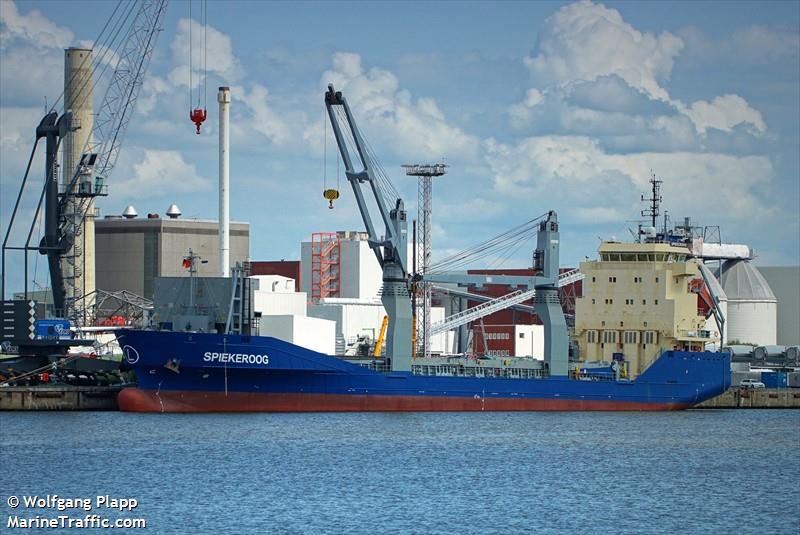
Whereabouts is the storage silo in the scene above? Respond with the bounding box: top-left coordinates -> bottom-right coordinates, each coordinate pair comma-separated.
718,260 -> 777,346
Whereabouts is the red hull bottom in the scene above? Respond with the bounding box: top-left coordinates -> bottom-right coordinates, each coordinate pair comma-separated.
118,388 -> 691,413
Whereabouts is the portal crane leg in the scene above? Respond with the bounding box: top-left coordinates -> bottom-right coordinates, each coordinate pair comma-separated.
534,290 -> 569,376
533,211 -> 569,376
381,264 -> 413,372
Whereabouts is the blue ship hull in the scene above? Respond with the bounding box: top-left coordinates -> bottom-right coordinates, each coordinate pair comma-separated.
116,329 -> 731,412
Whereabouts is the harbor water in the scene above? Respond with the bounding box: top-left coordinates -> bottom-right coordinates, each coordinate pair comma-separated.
1,410 -> 798,534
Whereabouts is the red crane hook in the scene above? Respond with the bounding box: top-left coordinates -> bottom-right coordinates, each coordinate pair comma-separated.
190,108 -> 207,134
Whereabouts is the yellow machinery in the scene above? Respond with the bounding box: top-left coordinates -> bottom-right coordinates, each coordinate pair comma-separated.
374,315 -> 388,357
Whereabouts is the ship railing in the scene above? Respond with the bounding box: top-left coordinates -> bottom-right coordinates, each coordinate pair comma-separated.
571,372 -> 615,382
357,361 -> 392,373
412,363 -> 548,379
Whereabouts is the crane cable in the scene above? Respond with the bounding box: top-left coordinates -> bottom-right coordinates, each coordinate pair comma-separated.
189,0 -> 208,133
427,214 -> 549,274
322,110 -> 341,208
51,0 -> 136,114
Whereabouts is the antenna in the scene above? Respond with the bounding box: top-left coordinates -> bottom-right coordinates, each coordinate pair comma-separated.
641,171 -> 663,228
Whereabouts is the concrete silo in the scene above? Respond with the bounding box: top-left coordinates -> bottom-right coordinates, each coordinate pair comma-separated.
718,259 -> 777,346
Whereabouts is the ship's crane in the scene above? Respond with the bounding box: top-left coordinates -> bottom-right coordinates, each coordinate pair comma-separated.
421,213 -> 571,376
324,85 -> 573,376
325,84 -> 413,371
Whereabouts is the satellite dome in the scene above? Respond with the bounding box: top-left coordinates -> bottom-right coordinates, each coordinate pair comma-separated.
122,205 -> 138,219
166,203 -> 182,219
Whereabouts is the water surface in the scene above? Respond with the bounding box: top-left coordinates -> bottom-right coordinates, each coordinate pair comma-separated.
1,410 -> 798,534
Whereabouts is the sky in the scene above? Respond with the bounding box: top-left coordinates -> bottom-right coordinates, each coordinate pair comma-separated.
1,0 -> 798,295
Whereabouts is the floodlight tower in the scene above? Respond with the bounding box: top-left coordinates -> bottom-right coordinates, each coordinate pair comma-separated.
403,163 -> 447,358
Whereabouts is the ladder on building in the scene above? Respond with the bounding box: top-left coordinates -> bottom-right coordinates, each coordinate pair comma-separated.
429,288 -> 537,337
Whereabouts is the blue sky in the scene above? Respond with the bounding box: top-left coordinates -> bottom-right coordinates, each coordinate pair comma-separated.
1,0 -> 798,294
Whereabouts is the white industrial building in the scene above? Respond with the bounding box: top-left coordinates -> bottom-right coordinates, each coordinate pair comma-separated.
309,298 -> 454,355
300,231 -> 415,300
252,275 -> 335,355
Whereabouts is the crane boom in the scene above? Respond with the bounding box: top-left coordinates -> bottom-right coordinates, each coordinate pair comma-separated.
324,85 -> 408,274
325,84 -> 413,371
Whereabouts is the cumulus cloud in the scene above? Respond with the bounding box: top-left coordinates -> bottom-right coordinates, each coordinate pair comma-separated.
0,2 -> 74,107
484,135 -> 774,220
321,52 -> 479,161
524,0 -> 682,102
681,94 -> 767,135
232,83 -> 300,146
137,17 -> 242,120
514,0 -> 767,139
111,150 -> 211,200
0,1 -> 73,49
169,18 -> 243,88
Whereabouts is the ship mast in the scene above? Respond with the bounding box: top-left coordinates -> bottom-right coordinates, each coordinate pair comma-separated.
641,172 -> 663,229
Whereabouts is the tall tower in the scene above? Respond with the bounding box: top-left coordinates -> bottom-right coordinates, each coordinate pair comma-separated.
403,163 -> 447,358
218,86 -> 231,277
62,47 -> 94,320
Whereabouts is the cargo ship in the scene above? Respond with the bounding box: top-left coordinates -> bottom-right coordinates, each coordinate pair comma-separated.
116,329 -> 729,412
116,85 -> 731,412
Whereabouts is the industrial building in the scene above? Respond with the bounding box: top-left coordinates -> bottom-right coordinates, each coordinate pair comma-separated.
252,274 -> 335,354
757,266 -> 800,347
300,231 -> 413,300
250,261 -> 301,291
95,207 -> 249,300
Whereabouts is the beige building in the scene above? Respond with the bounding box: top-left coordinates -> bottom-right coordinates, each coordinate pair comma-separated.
575,242 -> 715,378
95,215 -> 249,300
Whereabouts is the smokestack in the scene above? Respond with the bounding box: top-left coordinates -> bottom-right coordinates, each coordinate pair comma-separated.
63,47 -> 95,308
218,86 -> 230,277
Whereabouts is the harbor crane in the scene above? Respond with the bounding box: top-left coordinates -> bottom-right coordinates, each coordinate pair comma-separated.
324,85 -> 575,376
1,0 -> 169,326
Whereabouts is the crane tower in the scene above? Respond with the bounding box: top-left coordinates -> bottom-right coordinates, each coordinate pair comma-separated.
403,163 -> 447,358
